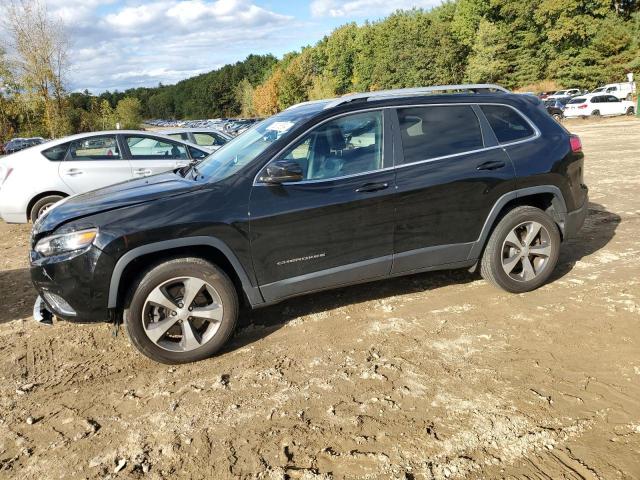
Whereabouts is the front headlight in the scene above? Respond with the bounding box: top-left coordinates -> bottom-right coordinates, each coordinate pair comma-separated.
34,228 -> 98,257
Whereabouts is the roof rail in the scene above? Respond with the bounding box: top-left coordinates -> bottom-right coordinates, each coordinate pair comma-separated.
323,84 -> 510,110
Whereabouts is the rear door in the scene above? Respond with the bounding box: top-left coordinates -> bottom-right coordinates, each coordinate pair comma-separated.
391,104 -> 517,273
59,134 -> 133,193
249,109 -> 395,302
122,134 -> 192,177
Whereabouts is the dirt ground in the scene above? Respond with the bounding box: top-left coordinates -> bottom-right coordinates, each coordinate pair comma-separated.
0,116 -> 639,480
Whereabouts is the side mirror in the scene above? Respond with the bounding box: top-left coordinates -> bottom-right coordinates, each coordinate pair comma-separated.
259,160 -> 303,184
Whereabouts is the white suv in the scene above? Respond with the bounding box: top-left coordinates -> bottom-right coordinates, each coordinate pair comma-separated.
564,93 -> 636,119
0,130 -> 209,223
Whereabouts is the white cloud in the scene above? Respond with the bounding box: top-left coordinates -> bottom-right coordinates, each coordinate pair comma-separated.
310,0 -> 441,18
30,0 -> 295,92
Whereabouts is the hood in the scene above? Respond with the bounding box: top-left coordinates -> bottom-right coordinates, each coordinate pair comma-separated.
35,171 -> 199,234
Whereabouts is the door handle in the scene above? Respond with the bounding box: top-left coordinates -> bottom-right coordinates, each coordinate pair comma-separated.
64,168 -> 83,176
476,161 -> 506,171
134,168 -> 153,176
356,182 -> 389,193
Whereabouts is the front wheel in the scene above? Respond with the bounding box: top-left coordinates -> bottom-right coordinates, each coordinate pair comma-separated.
480,206 -> 561,293
124,258 -> 238,364
627,107 -> 635,116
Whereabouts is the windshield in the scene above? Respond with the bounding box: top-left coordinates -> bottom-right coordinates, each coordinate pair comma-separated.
190,103 -> 327,181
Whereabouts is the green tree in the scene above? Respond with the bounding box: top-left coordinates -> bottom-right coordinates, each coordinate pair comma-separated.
465,19 -> 509,84
116,97 -> 142,129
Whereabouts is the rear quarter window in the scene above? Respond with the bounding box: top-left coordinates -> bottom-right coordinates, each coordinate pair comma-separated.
42,142 -> 70,161
480,105 -> 535,143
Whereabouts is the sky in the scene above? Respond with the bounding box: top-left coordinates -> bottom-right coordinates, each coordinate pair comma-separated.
28,0 -> 441,93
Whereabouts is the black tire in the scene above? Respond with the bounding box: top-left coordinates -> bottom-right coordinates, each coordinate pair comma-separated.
626,107 -> 635,116
30,195 -> 64,222
591,110 -> 600,117
552,113 -> 563,122
124,257 -> 238,364
480,206 -> 561,293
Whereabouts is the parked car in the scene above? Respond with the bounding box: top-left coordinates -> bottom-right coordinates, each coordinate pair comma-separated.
3,137 -> 44,155
548,88 -> 583,100
163,128 -> 232,150
563,93 -> 636,119
0,130 -> 209,223
589,82 -> 636,101
29,84 -> 588,364
544,97 -> 571,121
538,91 -> 556,100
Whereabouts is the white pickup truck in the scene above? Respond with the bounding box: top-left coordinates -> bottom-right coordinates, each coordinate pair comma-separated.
590,82 -> 636,101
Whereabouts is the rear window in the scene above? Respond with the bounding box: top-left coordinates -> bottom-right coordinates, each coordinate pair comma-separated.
480,105 -> 535,143
397,105 -> 484,164
568,98 -> 586,104
42,142 -> 70,161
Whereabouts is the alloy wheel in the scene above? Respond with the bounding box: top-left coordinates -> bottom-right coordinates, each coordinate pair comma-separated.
501,221 -> 552,282
142,276 -> 224,352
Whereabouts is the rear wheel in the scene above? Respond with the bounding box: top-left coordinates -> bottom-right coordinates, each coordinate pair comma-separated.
626,106 -> 635,116
480,206 -> 560,293
591,109 -> 600,117
552,113 -> 563,122
124,257 -> 238,364
30,195 -> 64,222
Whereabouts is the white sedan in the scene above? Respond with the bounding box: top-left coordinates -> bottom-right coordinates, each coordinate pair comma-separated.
0,130 -> 209,223
563,94 -> 636,119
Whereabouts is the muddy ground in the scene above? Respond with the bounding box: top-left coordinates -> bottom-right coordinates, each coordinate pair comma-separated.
0,117 -> 639,479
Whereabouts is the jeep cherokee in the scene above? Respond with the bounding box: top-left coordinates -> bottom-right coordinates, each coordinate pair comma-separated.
29,84 -> 588,364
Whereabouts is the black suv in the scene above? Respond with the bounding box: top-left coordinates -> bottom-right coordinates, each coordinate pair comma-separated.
30,84 -> 588,364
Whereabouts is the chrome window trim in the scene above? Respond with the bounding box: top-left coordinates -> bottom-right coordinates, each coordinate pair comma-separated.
252,102 -> 540,186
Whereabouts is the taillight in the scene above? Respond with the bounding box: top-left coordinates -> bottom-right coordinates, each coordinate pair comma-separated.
570,135 -> 582,153
578,104 -> 588,109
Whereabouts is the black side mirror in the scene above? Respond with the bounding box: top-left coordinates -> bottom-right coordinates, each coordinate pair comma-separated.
259,160 -> 303,184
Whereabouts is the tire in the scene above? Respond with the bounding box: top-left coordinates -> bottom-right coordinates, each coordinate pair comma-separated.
124,257 -> 238,364
591,110 -> 600,117
480,206 -> 561,293
552,113 -> 562,122
626,107 -> 635,116
30,195 -> 64,222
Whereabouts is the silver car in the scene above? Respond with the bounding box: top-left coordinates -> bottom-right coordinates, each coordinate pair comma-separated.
0,130 -> 209,223
163,128 -> 232,150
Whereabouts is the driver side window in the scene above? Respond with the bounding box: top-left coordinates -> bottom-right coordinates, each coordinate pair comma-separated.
275,111 -> 383,181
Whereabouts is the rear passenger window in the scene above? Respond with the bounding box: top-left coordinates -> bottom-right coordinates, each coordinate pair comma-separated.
42,142 -> 70,161
480,105 -> 535,143
397,106 -> 483,164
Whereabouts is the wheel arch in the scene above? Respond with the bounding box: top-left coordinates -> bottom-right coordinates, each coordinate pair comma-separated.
26,191 -> 70,218
108,237 -> 263,311
468,186 -> 567,261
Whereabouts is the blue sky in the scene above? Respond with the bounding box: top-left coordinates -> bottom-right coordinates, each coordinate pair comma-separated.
35,0 -> 441,92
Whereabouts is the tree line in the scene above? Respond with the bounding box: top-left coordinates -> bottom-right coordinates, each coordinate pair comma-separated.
1,0 -> 639,142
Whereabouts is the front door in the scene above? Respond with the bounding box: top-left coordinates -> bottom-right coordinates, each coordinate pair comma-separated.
59,134 -> 132,194
391,104 -> 518,273
122,134 -> 192,178
249,109 -> 395,302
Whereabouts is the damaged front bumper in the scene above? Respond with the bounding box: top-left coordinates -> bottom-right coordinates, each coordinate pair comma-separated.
33,296 -> 53,326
